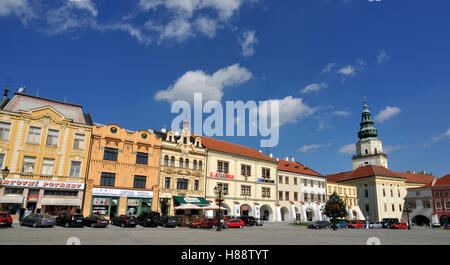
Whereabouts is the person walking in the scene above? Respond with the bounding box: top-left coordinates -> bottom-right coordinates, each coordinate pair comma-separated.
366,220 -> 370,229
24,208 -> 30,217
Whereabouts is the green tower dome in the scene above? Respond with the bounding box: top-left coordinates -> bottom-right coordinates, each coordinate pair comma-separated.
357,97 -> 378,140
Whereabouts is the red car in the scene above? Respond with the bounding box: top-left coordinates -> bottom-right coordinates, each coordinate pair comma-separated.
226,219 -> 245,228
390,222 -> 408,229
0,212 -> 13,227
191,218 -> 218,229
347,221 -> 365,228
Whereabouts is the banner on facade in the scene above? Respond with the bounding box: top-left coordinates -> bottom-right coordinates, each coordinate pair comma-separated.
92,188 -> 153,198
0,178 -> 84,190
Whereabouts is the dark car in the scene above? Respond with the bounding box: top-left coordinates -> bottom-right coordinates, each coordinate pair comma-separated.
239,216 -> 256,226
381,218 -> 399,228
158,216 -> 178,228
56,213 -> 84,228
308,221 -> 330,229
20,214 -> 55,228
137,211 -> 160,227
84,215 -> 109,228
332,220 -> 348,229
112,215 -> 137,228
0,212 -> 13,227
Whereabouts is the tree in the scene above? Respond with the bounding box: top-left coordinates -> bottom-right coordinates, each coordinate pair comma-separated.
324,192 -> 348,230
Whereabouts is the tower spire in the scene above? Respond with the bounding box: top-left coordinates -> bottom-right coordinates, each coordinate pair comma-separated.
357,97 -> 378,140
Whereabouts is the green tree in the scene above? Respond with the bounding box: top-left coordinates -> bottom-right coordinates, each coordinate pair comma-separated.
324,192 -> 348,230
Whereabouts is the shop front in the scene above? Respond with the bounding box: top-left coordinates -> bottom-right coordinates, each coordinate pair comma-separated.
172,196 -> 211,226
90,187 -> 153,219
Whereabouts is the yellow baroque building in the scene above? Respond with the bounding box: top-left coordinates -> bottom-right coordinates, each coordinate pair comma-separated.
327,182 -> 364,220
0,91 -> 92,221
82,124 -> 161,218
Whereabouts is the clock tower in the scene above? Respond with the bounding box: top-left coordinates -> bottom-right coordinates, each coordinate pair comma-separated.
352,98 -> 388,169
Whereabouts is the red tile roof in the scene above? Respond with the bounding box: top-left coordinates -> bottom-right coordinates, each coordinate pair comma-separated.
434,174 -> 450,187
198,136 -> 276,162
394,172 -> 436,185
277,159 -> 323,177
326,165 -> 404,182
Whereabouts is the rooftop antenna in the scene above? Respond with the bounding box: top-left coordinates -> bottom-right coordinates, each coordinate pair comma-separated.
35,87 -> 39,97
64,96 -> 67,103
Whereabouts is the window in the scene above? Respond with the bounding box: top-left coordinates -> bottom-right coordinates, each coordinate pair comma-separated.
294,192 -> 298,201
364,189 -> 369,198
46,129 -> 59,146
22,156 -> 36,174
73,133 -> 85,150
69,161 -> 81,177
44,190 -> 78,196
303,179 -> 307,186
407,200 -> 417,209
285,177 -> 289,184
5,188 -> 23,195
164,177 -> 171,189
392,204 -> 395,212
262,187 -> 271,198
183,137 -> 187,144
434,191 -> 440,197
365,204 -> 369,213
0,153 -> 4,169
365,149 -> 368,155
262,168 -> 270,178
445,199 -> 450,211
193,160 -> 197,170
41,158 -> 55,175
398,190 -> 401,198
164,155 -> 169,166
423,200 -> 431,208
279,191 -> 283,201
399,204 -> 402,212
444,191 -> 449,197
185,159 -> 189,169
310,179 -> 314,187
218,183 -> 229,195
435,200 -> 442,212
103,147 -> 118,161
304,193 -> 308,202
390,190 -> 393,197
241,185 -> 251,196
27,127 -> 41,144
136,152 -> 148,165
179,158 -> 184,168
170,156 -> 175,167
198,161 -> 203,170
285,191 -> 290,201
0,122 -> 11,140
100,172 -> 115,186
133,175 -> 146,188
194,180 -> 199,191
384,203 -> 387,212
383,189 -> 386,197
241,164 -> 251,176
294,178 -> 297,185
218,161 -> 229,173
279,176 -> 283,184
177,178 -> 189,190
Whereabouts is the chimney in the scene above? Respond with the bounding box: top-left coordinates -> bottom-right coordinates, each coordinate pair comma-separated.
291,157 -> 295,162
259,150 -> 262,153
285,156 -> 289,161
269,153 -> 273,158
161,128 -> 167,133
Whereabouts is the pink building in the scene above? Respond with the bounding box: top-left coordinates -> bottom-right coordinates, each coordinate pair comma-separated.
431,174 -> 450,225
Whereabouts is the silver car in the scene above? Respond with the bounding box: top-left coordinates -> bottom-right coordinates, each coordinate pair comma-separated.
255,218 -> 264,226
369,222 -> 383,229
20,214 -> 55,228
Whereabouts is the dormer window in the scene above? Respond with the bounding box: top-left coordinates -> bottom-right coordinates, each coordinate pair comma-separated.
183,137 -> 187,144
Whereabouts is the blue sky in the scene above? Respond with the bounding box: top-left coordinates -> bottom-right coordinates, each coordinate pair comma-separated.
0,0 -> 449,177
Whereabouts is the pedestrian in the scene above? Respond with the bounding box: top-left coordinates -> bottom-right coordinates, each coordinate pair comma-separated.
366,220 -> 369,229
24,208 -> 30,217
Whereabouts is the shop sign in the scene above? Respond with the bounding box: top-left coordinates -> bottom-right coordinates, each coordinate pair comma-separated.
92,206 -> 108,215
92,188 -> 153,198
93,198 -> 110,206
184,197 -> 200,203
210,172 -> 234,179
0,179 -> 84,190
127,199 -> 139,206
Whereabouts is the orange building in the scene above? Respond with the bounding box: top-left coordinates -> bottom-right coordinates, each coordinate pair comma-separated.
82,124 -> 161,219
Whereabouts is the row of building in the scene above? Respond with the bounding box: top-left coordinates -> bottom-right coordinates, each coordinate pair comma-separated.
0,90 -> 448,225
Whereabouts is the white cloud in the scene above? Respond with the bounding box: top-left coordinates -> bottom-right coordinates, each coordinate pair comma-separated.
384,145 -> 406,154
159,18 -> 193,42
194,17 -> 219,38
239,30 -> 258,57
299,143 -> 331,153
45,0 -> 98,35
321,63 -> 337,74
0,0 -> 35,23
332,110 -> 351,117
432,128 -> 450,142
301,83 -> 327,94
322,60 -> 365,78
377,49 -> 390,64
339,144 -> 355,155
375,106 -> 401,123
337,65 -> 356,76
154,64 -> 252,103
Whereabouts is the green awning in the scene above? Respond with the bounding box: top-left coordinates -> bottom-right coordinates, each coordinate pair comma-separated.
173,196 -> 210,206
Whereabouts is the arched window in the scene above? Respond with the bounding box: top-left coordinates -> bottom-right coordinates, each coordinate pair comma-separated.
183,137 -> 187,144
179,158 -> 184,168
185,159 -> 189,169
170,156 -> 175,167
164,155 -> 169,166
374,148 -> 378,154
365,149 -> 368,155
198,160 -> 203,170
193,160 -> 197,170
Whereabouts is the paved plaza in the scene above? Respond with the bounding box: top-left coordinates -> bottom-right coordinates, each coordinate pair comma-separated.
0,223 -> 448,245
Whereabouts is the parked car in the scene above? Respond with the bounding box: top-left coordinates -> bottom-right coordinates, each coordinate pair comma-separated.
332,220 -> 348,229
191,218 -> 218,229
0,212 -> 13,227
308,221 -> 330,229
56,213 -> 84,228
444,222 -> 450,230
226,219 -> 245,228
381,218 -> 399,228
84,215 -> 109,228
255,218 -> 264,226
111,215 -> 137,228
239,216 -> 256,226
390,222 -> 408,229
369,222 -> 383,229
137,211 -> 160,227
347,221 -> 365,228
158,216 -> 177,228
20,214 -> 55,228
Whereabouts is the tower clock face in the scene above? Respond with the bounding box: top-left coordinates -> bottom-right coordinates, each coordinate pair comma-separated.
372,142 -> 379,149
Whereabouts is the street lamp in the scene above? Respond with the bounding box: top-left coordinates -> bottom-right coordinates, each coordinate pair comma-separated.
1,167 -> 9,180
404,201 -> 411,230
214,183 -> 224,232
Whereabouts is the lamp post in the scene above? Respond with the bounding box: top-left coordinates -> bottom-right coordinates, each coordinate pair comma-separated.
214,183 -> 224,232
404,201 -> 411,230
1,166 -> 9,181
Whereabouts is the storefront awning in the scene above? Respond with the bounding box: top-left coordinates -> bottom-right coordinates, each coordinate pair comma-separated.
174,204 -> 202,210
173,196 -> 210,206
41,197 -> 82,206
0,196 -> 24,204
